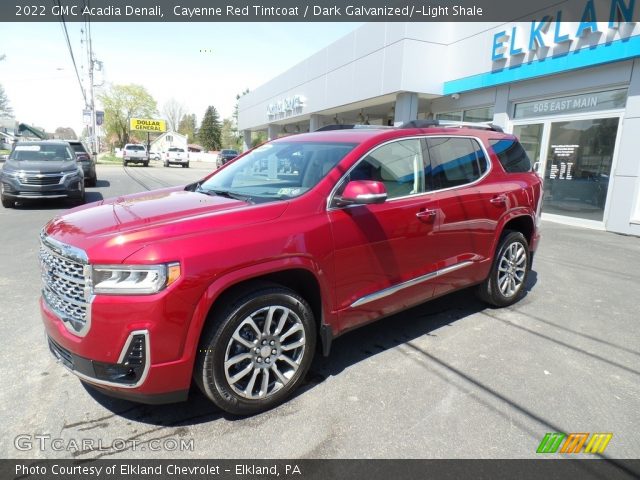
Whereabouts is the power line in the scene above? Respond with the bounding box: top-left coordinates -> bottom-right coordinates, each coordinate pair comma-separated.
54,0 -> 87,105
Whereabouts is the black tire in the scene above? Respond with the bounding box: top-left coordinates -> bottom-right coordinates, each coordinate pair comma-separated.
143,161 -> 149,167
86,174 -> 97,187
195,285 -> 316,415
164,161 -> 169,168
123,161 -> 128,167
476,230 -> 530,307
1,194 -> 13,208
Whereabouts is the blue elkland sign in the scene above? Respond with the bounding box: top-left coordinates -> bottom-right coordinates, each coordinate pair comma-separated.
491,0 -> 635,61
443,0 -> 640,95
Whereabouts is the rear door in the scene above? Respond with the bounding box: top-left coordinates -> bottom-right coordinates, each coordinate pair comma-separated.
425,135 -> 513,296
328,137 -> 441,331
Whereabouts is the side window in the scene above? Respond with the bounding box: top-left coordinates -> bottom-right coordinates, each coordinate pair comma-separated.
341,139 -> 426,200
489,138 -> 532,173
427,137 -> 485,190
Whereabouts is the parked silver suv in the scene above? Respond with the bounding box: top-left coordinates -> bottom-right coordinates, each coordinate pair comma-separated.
0,140 -> 85,208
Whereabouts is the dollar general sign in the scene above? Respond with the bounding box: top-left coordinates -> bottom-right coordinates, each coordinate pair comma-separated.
130,118 -> 166,133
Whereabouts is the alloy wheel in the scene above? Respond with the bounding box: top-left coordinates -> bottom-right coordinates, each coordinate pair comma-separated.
223,305 -> 306,400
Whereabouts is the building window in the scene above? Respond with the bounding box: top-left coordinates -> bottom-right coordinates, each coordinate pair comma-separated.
435,106 -> 494,123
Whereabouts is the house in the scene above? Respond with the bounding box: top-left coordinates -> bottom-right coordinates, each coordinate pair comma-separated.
149,131 -> 188,154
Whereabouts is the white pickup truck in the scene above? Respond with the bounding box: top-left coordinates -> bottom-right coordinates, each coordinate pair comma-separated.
123,144 -> 149,167
163,147 -> 190,168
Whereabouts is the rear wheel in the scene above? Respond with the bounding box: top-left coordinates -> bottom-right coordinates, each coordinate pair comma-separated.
143,161 -> 149,167
195,286 -> 316,415
476,230 -> 530,307
123,161 -> 128,167
86,173 -> 97,187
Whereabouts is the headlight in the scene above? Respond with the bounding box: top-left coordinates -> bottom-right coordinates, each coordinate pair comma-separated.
2,170 -> 18,178
91,263 -> 180,295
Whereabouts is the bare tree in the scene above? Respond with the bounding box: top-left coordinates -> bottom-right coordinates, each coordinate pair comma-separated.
162,98 -> 186,132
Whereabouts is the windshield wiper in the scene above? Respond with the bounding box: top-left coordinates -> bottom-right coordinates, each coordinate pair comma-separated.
195,186 -> 253,203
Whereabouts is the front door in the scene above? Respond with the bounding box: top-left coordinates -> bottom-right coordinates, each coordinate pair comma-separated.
327,138 -> 440,331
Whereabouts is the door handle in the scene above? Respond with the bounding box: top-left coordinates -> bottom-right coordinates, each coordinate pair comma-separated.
416,209 -> 437,220
490,195 -> 507,206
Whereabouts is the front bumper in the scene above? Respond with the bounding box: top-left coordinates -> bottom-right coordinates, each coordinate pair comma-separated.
1,174 -> 84,199
41,286 -> 196,402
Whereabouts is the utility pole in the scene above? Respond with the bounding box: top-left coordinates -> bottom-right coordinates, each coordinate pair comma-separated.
85,19 -> 100,155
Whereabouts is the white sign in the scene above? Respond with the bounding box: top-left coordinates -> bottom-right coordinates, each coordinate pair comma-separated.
267,95 -> 305,119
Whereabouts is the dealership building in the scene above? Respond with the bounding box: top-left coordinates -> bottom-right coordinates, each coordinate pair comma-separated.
237,14 -> 640,235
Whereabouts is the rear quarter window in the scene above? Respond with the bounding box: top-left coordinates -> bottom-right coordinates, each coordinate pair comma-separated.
490,138 -> 532,173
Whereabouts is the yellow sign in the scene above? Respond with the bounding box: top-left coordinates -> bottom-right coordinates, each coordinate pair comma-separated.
130,118 -> 166,133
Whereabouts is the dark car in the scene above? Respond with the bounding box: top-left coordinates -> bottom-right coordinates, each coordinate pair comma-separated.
217,149 -> 238,167
1,140 -> 85,208
67,140 -> 97,187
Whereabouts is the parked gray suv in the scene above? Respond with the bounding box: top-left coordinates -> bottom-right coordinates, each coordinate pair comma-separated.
0,140 -> 85,208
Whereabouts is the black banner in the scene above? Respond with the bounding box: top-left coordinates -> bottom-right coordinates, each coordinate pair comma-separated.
3,459 -> 640,480
2,0 -> 640,22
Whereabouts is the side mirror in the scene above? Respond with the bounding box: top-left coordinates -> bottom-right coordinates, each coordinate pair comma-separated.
335,180 -> 387,207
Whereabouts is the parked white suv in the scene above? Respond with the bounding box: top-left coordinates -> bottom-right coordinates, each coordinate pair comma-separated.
123,144 -> 149,167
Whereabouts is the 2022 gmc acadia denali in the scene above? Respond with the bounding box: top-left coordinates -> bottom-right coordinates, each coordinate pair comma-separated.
40,121 -> 542,415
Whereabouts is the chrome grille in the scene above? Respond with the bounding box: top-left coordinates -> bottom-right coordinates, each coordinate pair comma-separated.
40,237 -> 90,335
21,174 -> 62,186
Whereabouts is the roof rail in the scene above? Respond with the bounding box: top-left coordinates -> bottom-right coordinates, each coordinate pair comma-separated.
399,119 -> 504,132
314,124 -> 392,132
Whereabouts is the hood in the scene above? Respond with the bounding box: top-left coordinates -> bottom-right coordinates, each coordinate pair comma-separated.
43,187 -> 288,262
3,158 -> 79,174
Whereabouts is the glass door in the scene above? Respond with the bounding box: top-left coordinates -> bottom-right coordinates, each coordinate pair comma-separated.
543,117 -> 619,222
512,115 -> 621,225
513,124 -> 544,170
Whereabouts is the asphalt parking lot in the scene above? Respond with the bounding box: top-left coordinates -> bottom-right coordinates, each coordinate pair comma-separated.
0,161 -> 638,459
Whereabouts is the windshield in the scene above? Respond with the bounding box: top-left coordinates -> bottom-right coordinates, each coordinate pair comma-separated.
222,150 -> 237,155
196,141 -> 356,203
10,144 -> 74,162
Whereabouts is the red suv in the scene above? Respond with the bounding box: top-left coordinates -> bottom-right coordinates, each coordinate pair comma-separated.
40,121 -> 542,415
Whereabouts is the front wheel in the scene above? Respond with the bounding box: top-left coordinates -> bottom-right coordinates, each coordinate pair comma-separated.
195,286 -> 316,415
1,194 -> 13,208
476,230 -> 530,307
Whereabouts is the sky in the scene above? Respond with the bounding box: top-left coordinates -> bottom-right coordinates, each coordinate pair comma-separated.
0,22 -> 362,134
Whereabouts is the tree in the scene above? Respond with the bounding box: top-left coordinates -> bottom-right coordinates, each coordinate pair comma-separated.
162,98 -> 186,132
199,106 -> 222,151
251,131 -> 267,148
0,84 -> 12,117
54,127 -> 78,140
178,113 -> 197,144
232,89 -> 249,147
98,84 -> 157,148
220,118 -> 240,150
